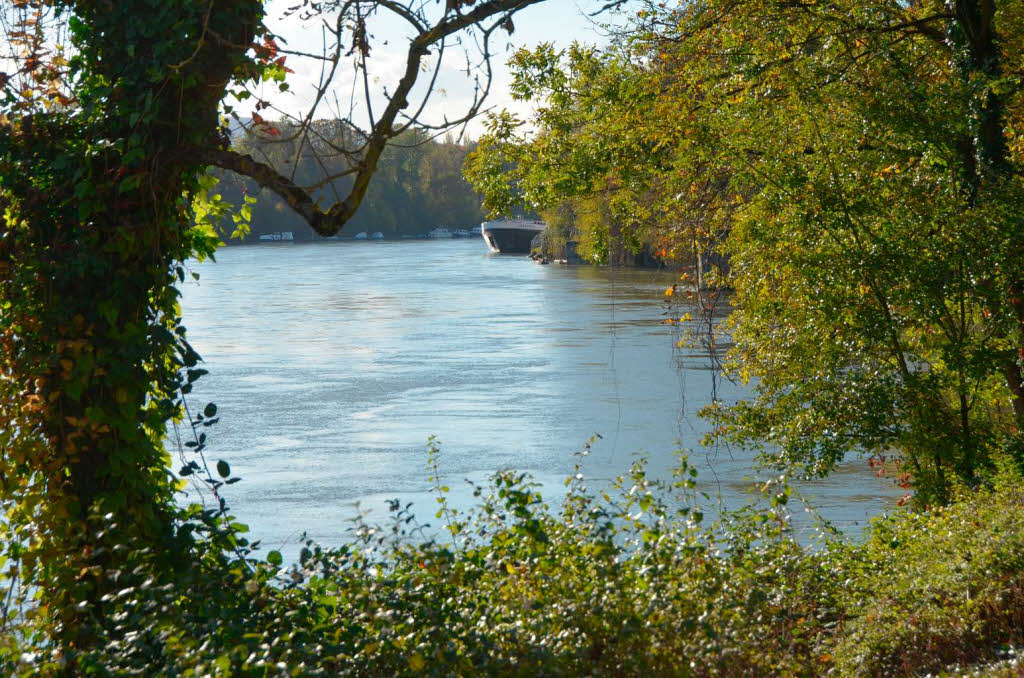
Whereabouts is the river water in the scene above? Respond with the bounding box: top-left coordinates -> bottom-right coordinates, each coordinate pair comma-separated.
178,239 -> 902,557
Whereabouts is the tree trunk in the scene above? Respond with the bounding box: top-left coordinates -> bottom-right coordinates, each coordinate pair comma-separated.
950,1 -> 1024,430
0,0 -> 263,658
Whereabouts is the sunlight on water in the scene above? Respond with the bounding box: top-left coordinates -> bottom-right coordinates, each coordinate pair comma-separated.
178,239 -> 903,558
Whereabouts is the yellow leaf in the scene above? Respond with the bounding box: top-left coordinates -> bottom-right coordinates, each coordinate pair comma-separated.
664,286 -> 675,297
408,653 -> 426,672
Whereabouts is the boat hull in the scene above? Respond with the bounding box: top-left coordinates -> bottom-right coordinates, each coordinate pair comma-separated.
481,224 -> 544,254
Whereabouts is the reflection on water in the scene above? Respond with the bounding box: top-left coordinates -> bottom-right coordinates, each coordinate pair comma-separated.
178,240 -> 902,558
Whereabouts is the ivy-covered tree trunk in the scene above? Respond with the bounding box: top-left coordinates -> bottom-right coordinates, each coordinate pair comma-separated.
0,0 -> 261,657
1,0 -> 547,663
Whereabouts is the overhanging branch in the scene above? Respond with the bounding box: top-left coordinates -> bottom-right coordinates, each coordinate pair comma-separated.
207,0 -> 546,236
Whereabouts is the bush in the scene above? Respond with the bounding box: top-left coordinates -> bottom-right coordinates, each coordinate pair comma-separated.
830,469 -> 1024,676
2,443 -> 1023,676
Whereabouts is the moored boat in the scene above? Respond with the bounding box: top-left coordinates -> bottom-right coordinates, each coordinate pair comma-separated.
258,231 -> 294,242
427,227 -> 453,239
480,219 -> 546,254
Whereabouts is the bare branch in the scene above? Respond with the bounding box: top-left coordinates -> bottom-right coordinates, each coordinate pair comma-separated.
209,0 -> 548,236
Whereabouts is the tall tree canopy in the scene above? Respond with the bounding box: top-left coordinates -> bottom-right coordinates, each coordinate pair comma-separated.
466,0 -> 1024,503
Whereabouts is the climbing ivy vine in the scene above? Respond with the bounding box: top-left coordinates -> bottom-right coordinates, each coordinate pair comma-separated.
0,0 -> 555,666
0,0 -> 270,660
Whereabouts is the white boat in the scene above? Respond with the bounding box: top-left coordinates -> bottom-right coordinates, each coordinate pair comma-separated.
353,231 -> 368,240
470,226 -> 483,237
370,232 -> 384,240
454,228 -> 472,238
258,231 -> 294,242
480,219 -> 546,254
427,227 -> 453,239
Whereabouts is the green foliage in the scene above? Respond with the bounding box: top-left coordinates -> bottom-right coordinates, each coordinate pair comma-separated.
3,441 -> 1023,676
467,0 -> 1024,503
463,43 -> 670,266
536,200 -> 576,259
658,0 -> 1024,504
830,464 -> 1024,675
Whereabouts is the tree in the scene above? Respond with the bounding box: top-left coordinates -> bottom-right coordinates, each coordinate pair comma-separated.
0,0 -> 549,660
662,0 -> 1024,502
464,43 -> 673,262
467,0 -> 1024,503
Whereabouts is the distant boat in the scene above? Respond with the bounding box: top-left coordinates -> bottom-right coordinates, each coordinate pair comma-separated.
353,232 -> 368,240
480,219 -> 546,254
370,232 -> 384,240
427,227 -> 453,239
258,231 -> 294,242
453,228 -> 472,238
470,225 -> 483,237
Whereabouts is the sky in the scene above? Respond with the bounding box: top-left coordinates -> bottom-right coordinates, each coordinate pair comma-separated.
255,1 -> 630,139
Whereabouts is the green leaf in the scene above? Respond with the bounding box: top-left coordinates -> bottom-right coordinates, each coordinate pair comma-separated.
214,654 -> 231,673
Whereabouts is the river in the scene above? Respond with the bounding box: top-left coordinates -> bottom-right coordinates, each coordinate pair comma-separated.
178,239 -> 902,558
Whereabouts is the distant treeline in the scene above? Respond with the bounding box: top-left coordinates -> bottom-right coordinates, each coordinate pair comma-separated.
214,122 -> 484,242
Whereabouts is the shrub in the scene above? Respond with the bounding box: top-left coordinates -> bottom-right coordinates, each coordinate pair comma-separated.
2,442 -> 1023,676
